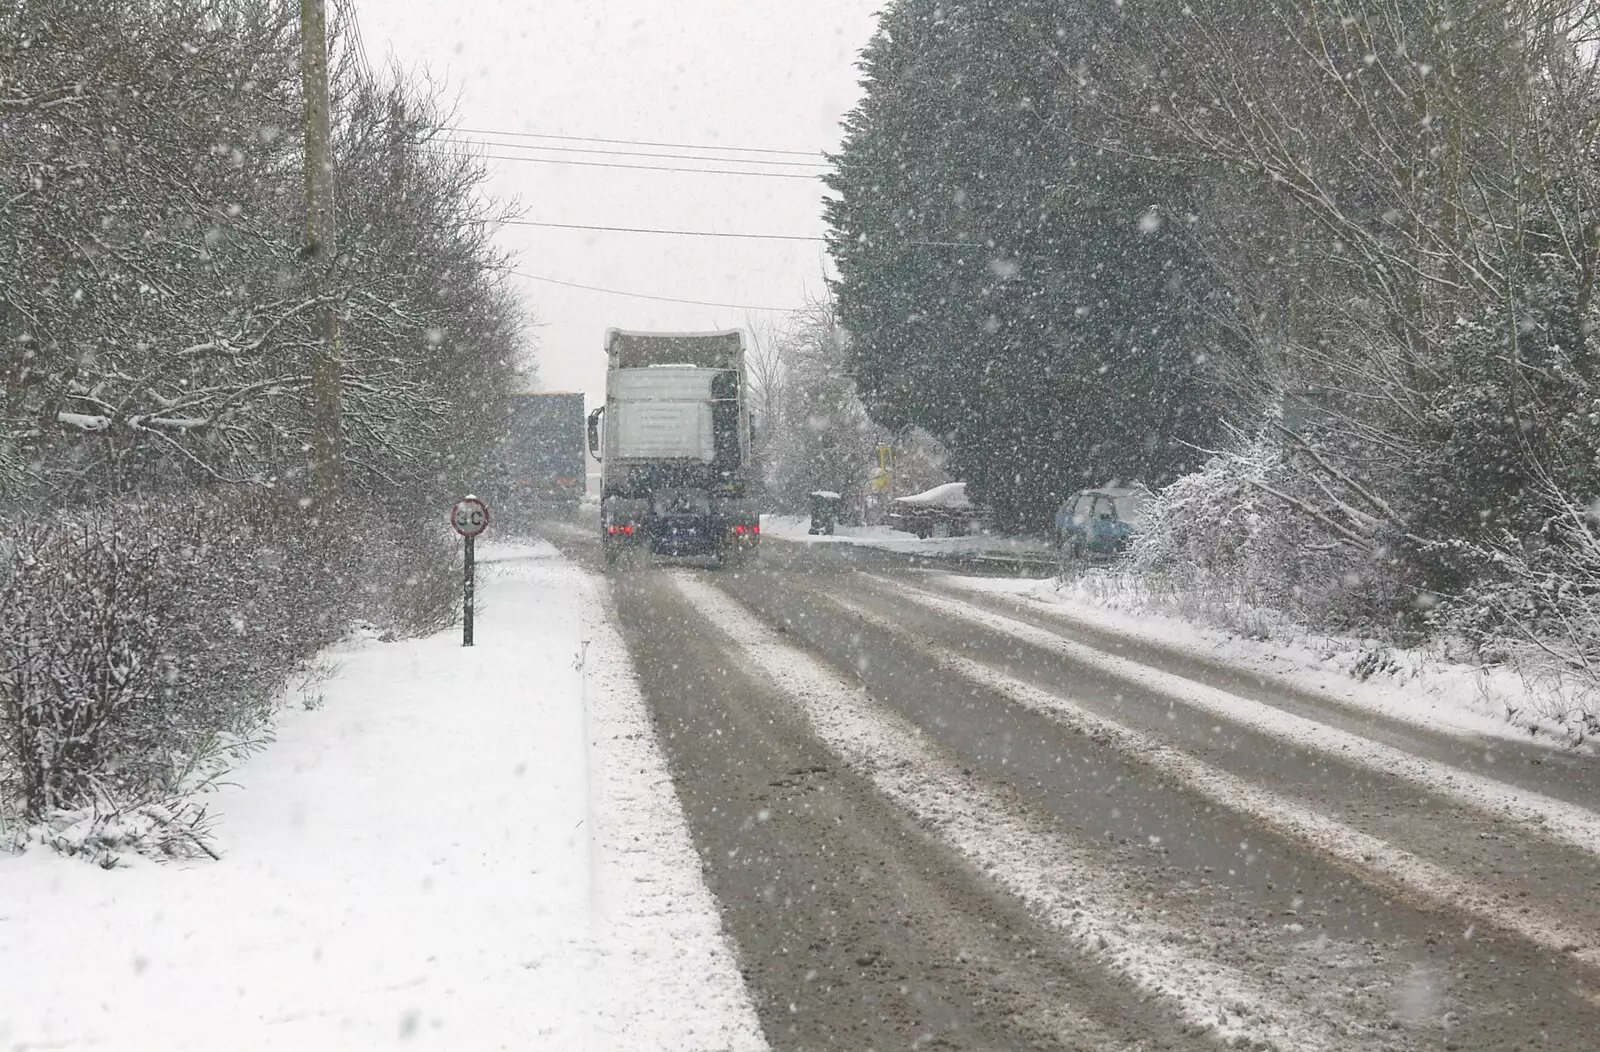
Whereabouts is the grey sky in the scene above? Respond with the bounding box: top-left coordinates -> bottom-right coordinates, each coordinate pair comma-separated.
352,0 -> 884,407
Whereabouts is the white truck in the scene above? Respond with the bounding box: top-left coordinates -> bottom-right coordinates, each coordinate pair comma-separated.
586,329 -> 760,567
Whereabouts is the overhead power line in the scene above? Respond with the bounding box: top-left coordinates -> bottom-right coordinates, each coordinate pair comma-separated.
511,270 -> 799,312
428,148 -> 822,179
498,218 -> 977,248
333,0 -> 375,82
449,136 -> 828,168
500,219 -> 824,241
456,126 -> 821,158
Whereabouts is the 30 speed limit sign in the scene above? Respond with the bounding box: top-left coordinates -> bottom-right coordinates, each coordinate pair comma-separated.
451,497 -> 489,537
451,496 -> 489,647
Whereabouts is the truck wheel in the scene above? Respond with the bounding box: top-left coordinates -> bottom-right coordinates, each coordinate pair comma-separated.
603,540 -> 619,569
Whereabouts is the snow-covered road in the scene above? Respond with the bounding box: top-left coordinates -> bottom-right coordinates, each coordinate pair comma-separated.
0,541 -> 763,1052
540,524 -> 1600,1051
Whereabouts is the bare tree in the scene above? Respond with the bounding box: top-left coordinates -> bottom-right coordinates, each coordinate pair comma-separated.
1066,0 -> 1600,559
757,293 -> 879,515
0,0 -> 527,506
742,312 -> 787,498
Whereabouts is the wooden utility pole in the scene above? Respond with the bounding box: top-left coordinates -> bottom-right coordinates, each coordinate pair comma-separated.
301,0 -> 343,498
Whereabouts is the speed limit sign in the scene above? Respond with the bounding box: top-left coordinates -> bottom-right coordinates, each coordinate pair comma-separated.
451,497 -> 489,537
451,496 -> 489,647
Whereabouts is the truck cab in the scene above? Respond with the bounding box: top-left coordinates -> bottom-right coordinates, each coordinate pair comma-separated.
589,329 -> 760,567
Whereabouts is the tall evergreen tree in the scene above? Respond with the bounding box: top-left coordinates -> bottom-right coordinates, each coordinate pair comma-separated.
824,0 -> 1232,529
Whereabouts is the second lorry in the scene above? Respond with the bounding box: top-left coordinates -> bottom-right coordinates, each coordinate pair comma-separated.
491,392 -> 587,527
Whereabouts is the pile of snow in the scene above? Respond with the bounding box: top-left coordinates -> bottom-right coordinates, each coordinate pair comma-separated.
0,540 -> 764,1052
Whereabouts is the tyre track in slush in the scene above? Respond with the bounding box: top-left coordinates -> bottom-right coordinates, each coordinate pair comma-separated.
712,561 -> 1600,1051
816,583 -> 1600,969
866,574 -> 1600,858
672,573 -> 1349,1052
604,564 -> 1200,1051
844,572 -> 1600,953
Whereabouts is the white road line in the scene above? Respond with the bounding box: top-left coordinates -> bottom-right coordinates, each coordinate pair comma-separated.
822,589 -> 1599,969
872,575 -> 1600,860
674,574 -> 1343,1052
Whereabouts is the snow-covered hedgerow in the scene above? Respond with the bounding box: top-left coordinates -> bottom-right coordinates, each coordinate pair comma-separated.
1128,437 -> 1600,743
1129,435 -> 1414,638
0,493 -> 457,859
1451,480 -> 1600,745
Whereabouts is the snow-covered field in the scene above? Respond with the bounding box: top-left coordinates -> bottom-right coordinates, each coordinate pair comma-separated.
0,541 -> 764,1052
760,512 -> 1050,557
942,572 -> 1593,752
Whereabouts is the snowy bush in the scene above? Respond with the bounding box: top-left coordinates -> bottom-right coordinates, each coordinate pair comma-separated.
0,493 -> 456,858
1133,426 -> 1600,741
1441,480 -> 1600,743
1130,433 -> 1416,638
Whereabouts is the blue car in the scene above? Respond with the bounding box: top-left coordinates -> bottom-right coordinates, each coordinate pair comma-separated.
1055,485 -> 1151,560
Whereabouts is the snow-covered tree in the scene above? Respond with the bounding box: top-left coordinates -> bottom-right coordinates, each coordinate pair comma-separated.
762,296 -> 881,515
0,0 -> 527,505
825,0 -> 1233,531
0,0 -> 527,843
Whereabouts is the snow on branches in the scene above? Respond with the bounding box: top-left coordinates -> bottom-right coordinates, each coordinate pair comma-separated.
0,0 -> 526,502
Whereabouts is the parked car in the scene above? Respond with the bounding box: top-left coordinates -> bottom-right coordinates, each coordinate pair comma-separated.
1055,484 -> 1152,559
888,482 -> 980,539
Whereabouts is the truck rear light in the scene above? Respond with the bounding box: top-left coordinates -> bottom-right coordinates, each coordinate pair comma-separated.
607,524 -> 634,535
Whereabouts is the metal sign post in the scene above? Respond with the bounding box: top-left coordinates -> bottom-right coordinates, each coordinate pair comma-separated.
880,444 -> 895,504
450,496 -> 489,646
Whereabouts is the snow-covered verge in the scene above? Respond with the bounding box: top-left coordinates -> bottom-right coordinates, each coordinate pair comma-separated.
1120,440 -> 1600,749
942,570 -> 1595,752
0,495 -> 460,859
0,540 -> 764,1052
760,513 -> 1050,557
